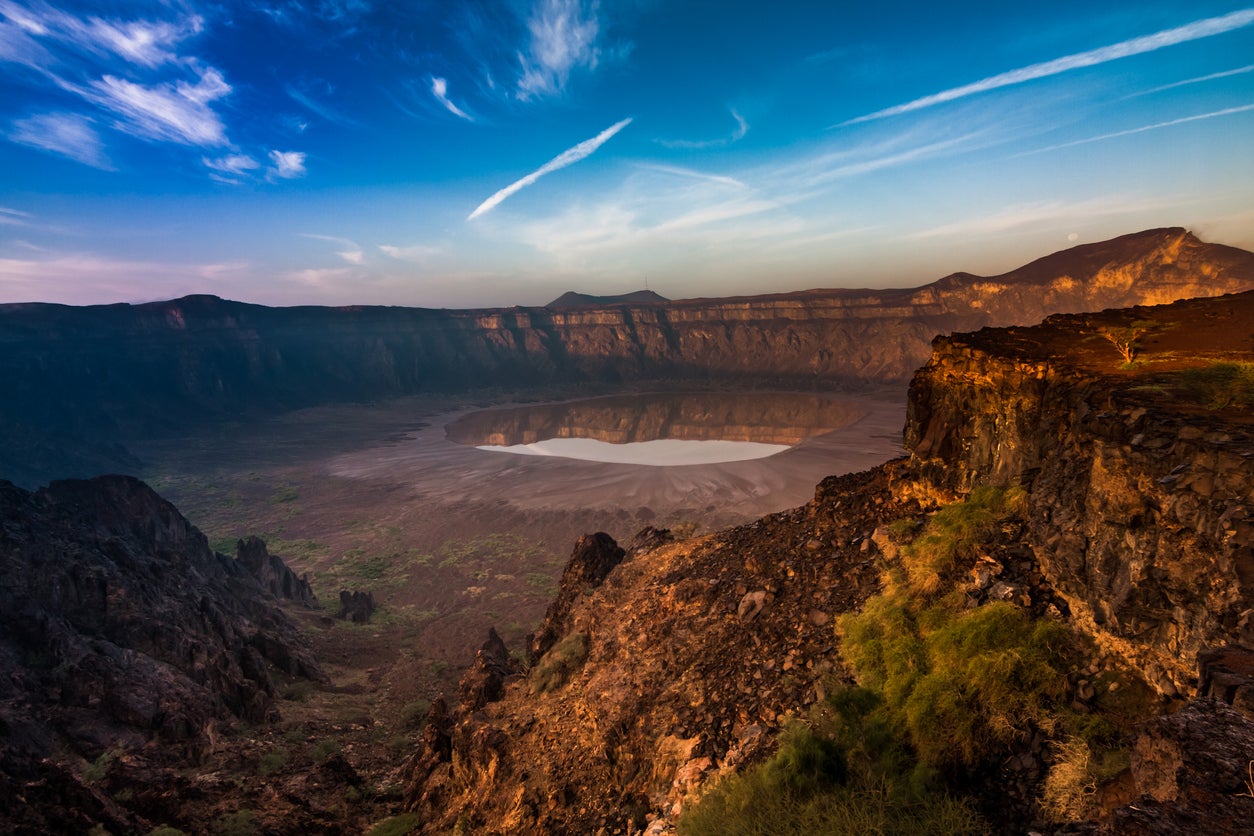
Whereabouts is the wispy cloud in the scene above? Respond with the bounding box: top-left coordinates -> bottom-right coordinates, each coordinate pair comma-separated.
517,0 -> 602,100
0,1 -> 202,70
285,85 -> 360,127
77,66 -> 231,146
203,153 -> 260,182
467,116 -> 632,220
907,195 -> 1176,240
843,8 -> 1254,125
1020,103 -> 1254,155
0,206 -> 32,226
658,108 -> 749,149
1129,64 -> 1254,97
635,163 -> 746,189
9,111 -> 112,168
430,76 -> 473,121
300,233 -> 363,264
268,150 -> 307,179
380,243 -> 442,262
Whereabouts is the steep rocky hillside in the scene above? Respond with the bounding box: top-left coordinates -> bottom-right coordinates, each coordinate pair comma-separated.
2,228 -> 1251,486
0,476 -> 323,833
399,289 -> 1254,834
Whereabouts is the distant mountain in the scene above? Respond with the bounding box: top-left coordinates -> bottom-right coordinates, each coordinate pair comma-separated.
545,289 -> 670,308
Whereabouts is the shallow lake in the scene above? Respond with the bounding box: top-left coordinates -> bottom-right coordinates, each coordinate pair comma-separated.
445,392 -> 868,465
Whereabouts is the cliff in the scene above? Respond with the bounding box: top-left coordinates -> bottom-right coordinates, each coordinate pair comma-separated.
398,289 -> 1254,834
2,228 -> 1252,486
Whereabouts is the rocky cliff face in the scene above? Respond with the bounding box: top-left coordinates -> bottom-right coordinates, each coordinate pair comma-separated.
907,290 -> 1254,695
0,476 -> 322,832
3,228 -> 1251,486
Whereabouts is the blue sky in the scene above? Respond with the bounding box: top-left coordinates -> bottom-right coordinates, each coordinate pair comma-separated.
2,0 -> 1253,308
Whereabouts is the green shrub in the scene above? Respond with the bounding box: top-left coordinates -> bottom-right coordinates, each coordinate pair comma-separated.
400,698 -> 432,729
211,810 -> 259,836
529,632 -> 589,694
366,813 -> 421,836
311,738 -> 341,761
678,722 -> 986,836
1178,361 -> 1254,409
257,746 -> 288,776
897,487 -> 1025,598
148,828 -> 188,836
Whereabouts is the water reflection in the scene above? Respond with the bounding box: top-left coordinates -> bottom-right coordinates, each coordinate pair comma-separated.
446,392 -> 866,465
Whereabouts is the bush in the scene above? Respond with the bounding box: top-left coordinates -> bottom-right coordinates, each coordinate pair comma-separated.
366,813 -> 421,836
211,810 -> 259,836
678,721 -> 985,836
529,632 -> 588,694
401,698 -> 432,729
1178,361 -> 1254,409
896,486 -> 1025,598
257,746 -> 288,776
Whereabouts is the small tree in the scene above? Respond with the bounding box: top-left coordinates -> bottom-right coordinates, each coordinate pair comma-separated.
1100,321 -> 1152,365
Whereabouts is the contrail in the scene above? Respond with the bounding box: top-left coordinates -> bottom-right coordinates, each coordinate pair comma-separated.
843,8 -> 1254,125
468,117 -> 632,221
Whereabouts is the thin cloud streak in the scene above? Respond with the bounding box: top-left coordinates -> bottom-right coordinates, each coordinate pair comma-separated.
299,233 -> 363,264
1019,103 -> 1254,155
467,116 -> 632,220
430,76 -> 473,121
843,8 -> 1254,125
1130,64 -> 1254,97
658,109 -> 749,149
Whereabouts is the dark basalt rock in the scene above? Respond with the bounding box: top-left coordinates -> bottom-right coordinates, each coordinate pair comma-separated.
0,475 -> 322,828
236,534 -> 319,607
527,532 -> 625,662
338,589 -> 375,623
459,628 -> 514,712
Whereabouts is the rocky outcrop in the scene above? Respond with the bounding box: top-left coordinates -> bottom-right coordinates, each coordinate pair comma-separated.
4,229 -> 1252,487
338,589 -> 375,623
906,290 -> 1254,696
235,535 -> 318,607
527,532 -> 626,662
0,475 -> 323,829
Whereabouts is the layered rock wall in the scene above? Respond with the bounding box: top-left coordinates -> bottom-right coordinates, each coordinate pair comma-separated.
905,295 -> 1254,695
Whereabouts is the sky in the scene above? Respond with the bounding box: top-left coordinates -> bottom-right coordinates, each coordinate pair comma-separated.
1,0 -> 1253,309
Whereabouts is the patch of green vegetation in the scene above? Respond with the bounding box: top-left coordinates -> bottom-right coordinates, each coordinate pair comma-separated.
401,698 -> 432,729
282,680 -> 316,702
679,721 -> 986,836
343,552 -> 391,580
257,746 -> 289,776
894,486 -> 1026,599
530,631 -> 589,694
1177,361 -> 1254,410
211,810 -> 259,836
83,745 -> 123,784
147,827 -> 189,836
269,484 -> 300,504
311,739 -> 341,761
525,572 -> 556,593
366,813 -> 421,836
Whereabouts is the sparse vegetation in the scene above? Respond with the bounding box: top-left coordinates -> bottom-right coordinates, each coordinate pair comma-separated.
211,810 -> 260,836
400,698 -> 432,729
83,745 -> 123,784
257,746 -> 289,776
1178,361 -> 1254,409
366,812 -> 421,836
530,631 -> 589,694
679,721 -> 987,836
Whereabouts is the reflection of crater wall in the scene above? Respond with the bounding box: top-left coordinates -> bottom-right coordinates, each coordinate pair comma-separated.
445,394 -> 867,446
